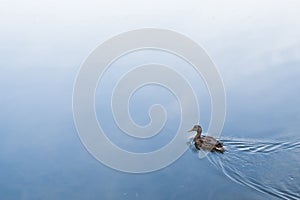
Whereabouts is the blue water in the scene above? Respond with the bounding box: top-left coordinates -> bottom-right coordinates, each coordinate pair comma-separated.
207,137 -> 300,200
1,62 -> 300,199
1,2 -> 300,198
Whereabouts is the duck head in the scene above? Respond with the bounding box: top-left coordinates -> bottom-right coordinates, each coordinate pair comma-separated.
188,125 -> 202,133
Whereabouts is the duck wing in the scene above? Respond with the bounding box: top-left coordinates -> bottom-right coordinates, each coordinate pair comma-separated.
202,136 -> 225,153
202,136 -> 218,145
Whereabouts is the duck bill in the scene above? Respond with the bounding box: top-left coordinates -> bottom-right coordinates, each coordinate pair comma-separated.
187,129 -> 194,132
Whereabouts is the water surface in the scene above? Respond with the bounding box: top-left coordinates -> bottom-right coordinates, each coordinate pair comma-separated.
206,137 -> 300,200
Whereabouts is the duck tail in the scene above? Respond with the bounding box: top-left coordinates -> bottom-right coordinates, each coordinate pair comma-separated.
215,146 -> 225,153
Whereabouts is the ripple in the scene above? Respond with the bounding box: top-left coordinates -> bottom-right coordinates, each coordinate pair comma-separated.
206,137 -> 300,200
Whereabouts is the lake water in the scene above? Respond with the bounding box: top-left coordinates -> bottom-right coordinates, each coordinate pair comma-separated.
1,50 -> 300,199
1,2 -> 300,199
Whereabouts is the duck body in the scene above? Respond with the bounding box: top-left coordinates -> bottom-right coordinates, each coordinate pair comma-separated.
189,125 -> 225,153
194,135 -> 225,153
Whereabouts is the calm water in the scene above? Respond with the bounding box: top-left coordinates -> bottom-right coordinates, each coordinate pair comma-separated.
1,50 -> 300,200
1,51 -> 300,199
1,65 -> 300,199
1,2 -> 300,199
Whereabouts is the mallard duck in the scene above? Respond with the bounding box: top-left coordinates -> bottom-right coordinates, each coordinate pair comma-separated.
188,125 -> 225,153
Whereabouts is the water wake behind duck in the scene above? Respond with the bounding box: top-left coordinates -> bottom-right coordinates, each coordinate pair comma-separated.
205,137 -> 300,200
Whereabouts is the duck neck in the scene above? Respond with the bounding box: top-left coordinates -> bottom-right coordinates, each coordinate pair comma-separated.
195,130 -> 202,138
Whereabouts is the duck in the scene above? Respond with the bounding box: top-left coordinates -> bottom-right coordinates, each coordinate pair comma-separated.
188,125 -> 225,153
